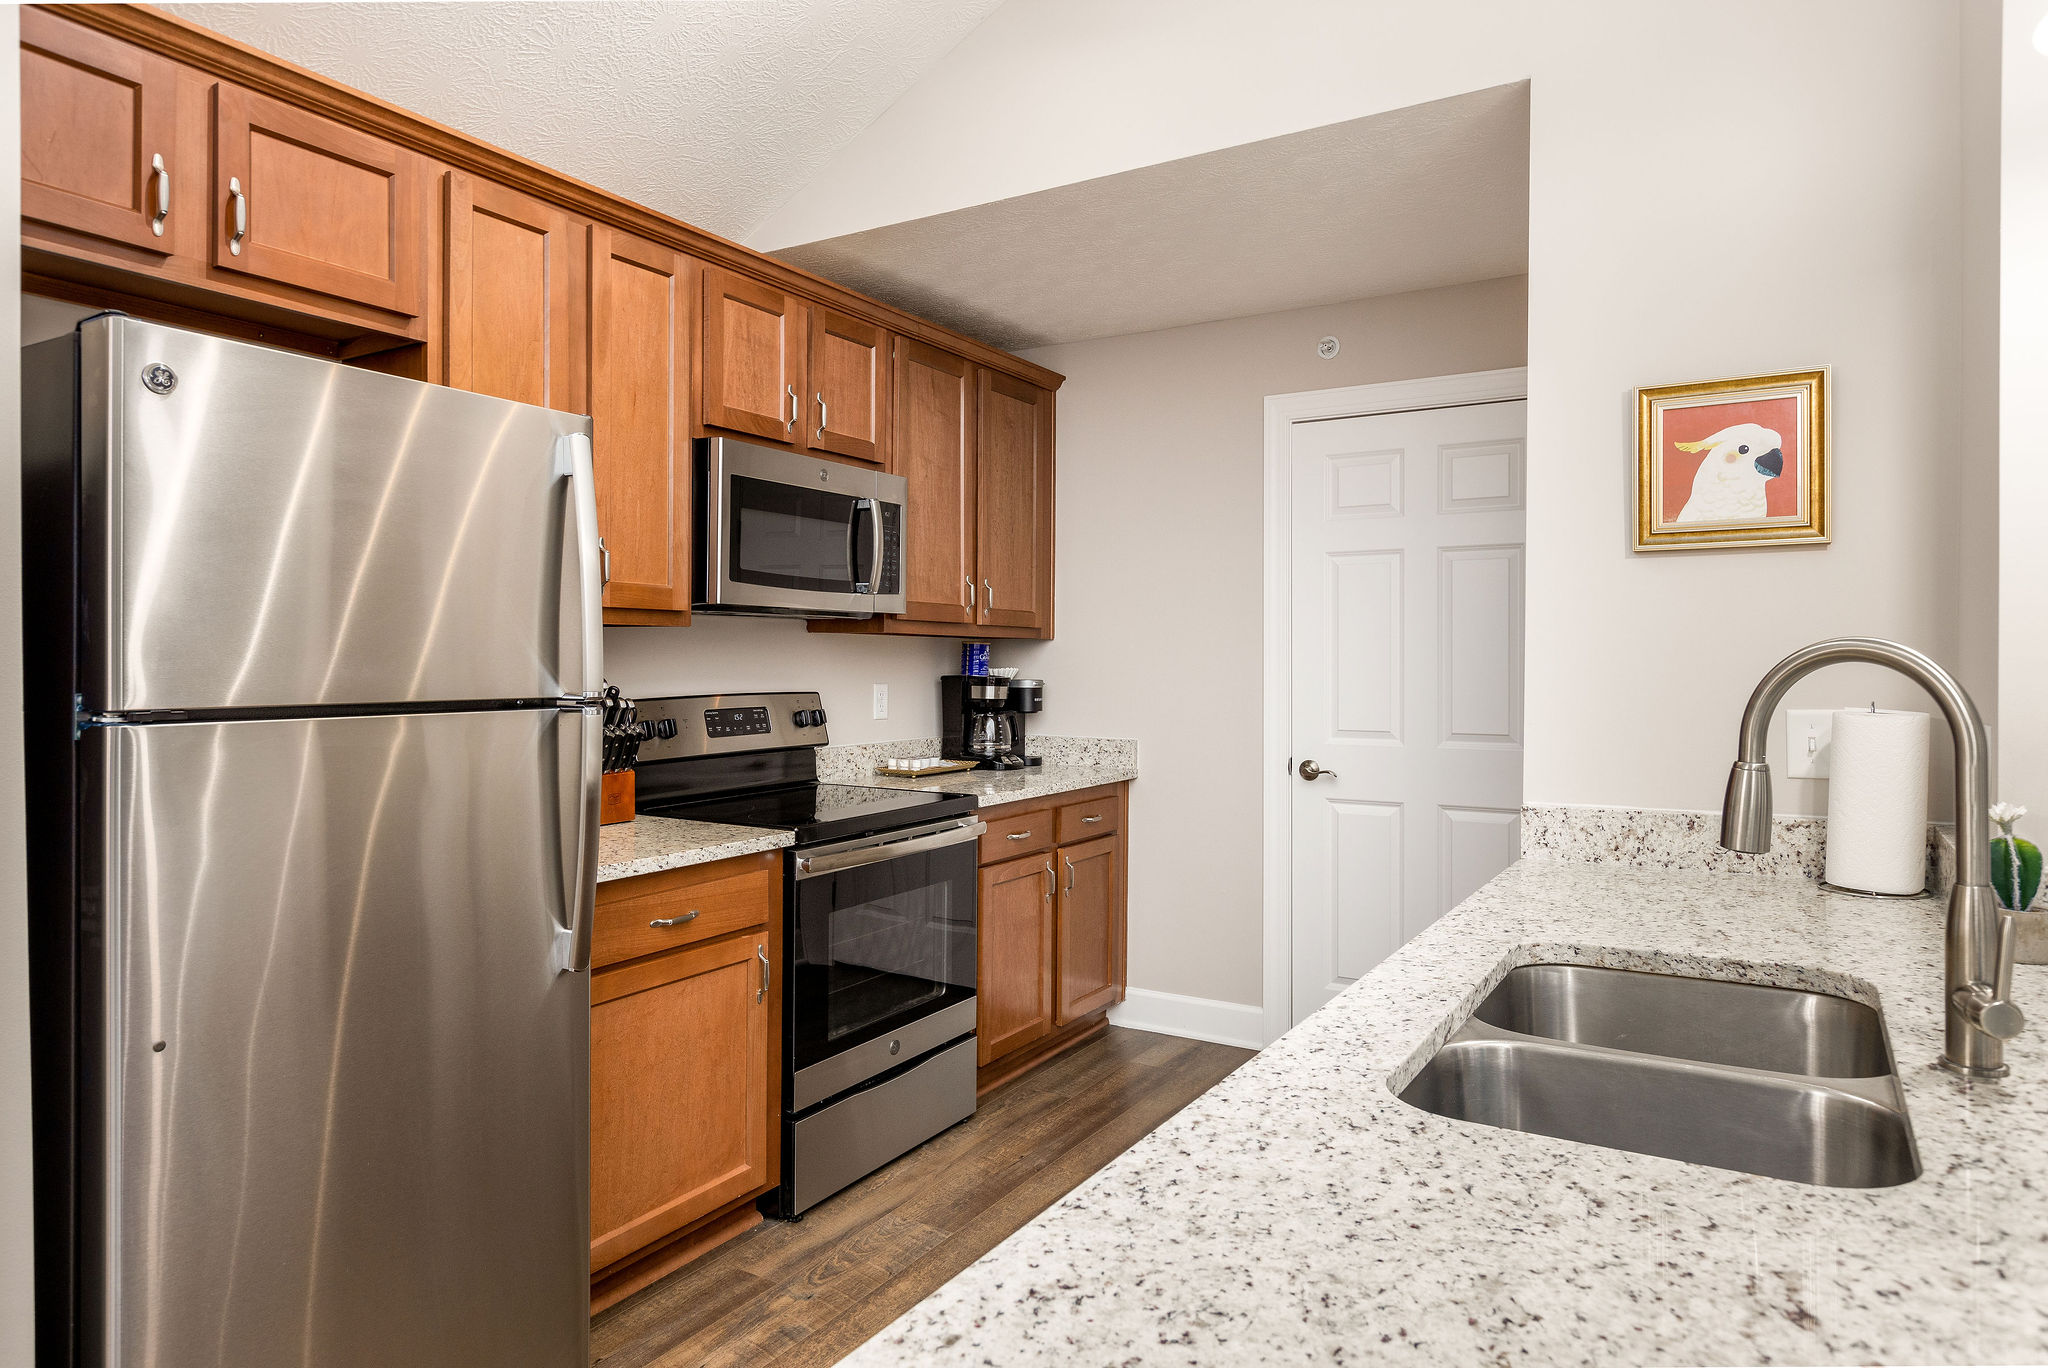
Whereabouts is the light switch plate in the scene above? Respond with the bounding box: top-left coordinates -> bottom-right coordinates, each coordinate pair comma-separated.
1787,709 -> 1833,779
872,683 -> 888,720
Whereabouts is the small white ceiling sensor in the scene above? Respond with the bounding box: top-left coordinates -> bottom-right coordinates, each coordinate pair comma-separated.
1317,336 -> 1341,360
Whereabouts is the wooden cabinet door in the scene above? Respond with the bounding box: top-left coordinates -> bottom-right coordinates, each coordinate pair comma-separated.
701,266 -> 803,443
1055,835 -> 1122,1025
444,172 -> 584,412
590,226 -> 692,618
21,9 -> 177,254
976,853 -> 1055,1067
893,340 -> 978,625
974,370 -> 1054,632
590,932 -> 770,1272
212,83 -> 425,316
806,306 -> 888,464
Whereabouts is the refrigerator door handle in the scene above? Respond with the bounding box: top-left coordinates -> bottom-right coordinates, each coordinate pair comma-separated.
554,704 -> 601,974
558,432 -> 605,693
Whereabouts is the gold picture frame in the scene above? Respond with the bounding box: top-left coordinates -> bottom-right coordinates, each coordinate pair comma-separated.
1634,368 -> 1828,551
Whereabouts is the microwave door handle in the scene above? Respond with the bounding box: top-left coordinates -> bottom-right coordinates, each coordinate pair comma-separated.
851,497 -> 878,593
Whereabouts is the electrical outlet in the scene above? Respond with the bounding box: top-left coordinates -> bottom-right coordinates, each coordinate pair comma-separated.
1787,709 -> 1833,779
872,683 -> 888,720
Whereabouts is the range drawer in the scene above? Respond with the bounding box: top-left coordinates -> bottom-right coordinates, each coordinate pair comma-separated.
593,852 -> 779,969
979,807 -> 1052,862
1056,793 -> 1118,843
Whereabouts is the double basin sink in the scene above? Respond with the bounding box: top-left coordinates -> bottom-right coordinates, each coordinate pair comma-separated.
1396,963 -> 1921,1188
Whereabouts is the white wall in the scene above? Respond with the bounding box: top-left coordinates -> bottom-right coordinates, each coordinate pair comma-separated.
1011,277 -> 1529,1008
602,620 -> 958,743
1,7 -> 35,1360
768,0 -> 1989,829
2002,0 -> 2048,813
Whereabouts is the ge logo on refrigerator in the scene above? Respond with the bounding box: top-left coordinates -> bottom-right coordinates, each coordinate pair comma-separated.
140,363 -> 177,396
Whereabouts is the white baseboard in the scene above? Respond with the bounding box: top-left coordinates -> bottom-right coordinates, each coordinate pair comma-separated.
1107,988 -> 1266,1050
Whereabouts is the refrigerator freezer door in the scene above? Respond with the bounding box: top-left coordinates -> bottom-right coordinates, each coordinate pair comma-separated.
91,708 -> 594,1368
77,316 -> 599,712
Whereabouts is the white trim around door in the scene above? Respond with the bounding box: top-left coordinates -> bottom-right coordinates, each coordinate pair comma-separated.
1260,367 -> 1529,1047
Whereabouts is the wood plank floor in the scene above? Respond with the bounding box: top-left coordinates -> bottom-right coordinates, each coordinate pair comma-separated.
591,1026 -> 1254,1368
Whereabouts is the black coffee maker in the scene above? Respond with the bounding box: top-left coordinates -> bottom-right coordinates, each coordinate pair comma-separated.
940,675 -> 1044,770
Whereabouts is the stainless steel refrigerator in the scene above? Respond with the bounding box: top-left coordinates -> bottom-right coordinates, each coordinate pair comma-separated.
22,316 -> 602,1367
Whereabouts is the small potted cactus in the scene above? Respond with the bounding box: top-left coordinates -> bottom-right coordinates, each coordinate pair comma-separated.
1990,802 -> 2048,963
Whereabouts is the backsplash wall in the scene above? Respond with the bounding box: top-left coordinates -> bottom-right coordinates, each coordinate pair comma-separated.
602,619 -> 959,744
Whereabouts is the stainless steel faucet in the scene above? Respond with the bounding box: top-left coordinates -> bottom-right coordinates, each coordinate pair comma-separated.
1719,637 -> 2024,1078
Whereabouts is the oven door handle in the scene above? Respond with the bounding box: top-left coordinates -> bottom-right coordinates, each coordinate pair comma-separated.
795,818 -> 987,880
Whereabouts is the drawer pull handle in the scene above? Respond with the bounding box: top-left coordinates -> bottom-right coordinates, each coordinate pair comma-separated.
227,176 -> 246,255
1006,830 -> 1032,840
1082,814 -> 1103,824
150,153 -> 169,235
649,911 -> 699,928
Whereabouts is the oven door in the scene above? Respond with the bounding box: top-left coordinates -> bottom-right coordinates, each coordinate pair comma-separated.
698,437 -> 906,617
788,817 -> 982,1110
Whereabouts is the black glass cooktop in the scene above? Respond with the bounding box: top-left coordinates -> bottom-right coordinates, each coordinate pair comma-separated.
645,782 -> 978,847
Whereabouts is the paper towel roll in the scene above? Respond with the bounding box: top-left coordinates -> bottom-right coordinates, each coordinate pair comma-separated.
1825,708 -> 1931,894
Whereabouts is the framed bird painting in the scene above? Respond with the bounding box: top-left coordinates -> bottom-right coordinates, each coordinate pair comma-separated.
1634,368 -> 1829,551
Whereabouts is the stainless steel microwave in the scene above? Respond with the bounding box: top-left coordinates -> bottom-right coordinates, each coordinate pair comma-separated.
694,437 -> 907,618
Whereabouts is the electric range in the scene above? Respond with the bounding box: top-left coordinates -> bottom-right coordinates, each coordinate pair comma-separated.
630,692 -> 983,1216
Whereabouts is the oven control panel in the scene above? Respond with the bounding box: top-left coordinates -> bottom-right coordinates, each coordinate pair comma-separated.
704,705 -> 772,739
628,691 -> 828,762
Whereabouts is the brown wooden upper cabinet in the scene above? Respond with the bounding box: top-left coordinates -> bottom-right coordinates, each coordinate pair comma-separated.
892,339 -> 978,625
974,370 -> 1055,633
591,226 -> 693,623
20,8 -> 177,256
443,172 -> 585,413
806,306 -> 888,464
211,83 -> 426,317
700,266 -> 805,443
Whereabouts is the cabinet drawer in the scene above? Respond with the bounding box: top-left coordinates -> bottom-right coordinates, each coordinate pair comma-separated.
593,853 -> 778,969
979,807 -> 1052,863
1056,794 -> 1118,843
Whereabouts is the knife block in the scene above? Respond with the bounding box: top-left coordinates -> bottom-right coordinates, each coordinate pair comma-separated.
600,770 -> 636,826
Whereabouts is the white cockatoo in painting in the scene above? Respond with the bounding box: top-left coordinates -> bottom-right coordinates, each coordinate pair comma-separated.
1673,423 -> 1785,523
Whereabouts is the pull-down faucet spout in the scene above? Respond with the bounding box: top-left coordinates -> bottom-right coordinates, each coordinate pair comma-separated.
1719,637 -> 2022,1078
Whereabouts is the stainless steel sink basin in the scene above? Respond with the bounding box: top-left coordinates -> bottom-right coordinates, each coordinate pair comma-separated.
1396,963 -> 1921,1188
1470,964 -> 1890,1076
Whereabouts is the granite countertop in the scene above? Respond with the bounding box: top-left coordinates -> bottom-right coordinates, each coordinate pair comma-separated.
594,814 -> 791,883
843,859 -> 2048,1366
853,759 -> 1138,808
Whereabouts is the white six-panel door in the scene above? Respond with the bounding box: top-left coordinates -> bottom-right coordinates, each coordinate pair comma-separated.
1288,400 -> 1526,1025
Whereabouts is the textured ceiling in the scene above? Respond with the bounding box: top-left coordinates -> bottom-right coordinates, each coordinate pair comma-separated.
774,84 -> 1531,351
160,0 -> 1007,241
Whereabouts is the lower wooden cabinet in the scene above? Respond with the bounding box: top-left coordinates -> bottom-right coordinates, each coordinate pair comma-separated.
975,784 -> 1129,1083
976,852 -> 1055,1066
588,853 -> 779,1281
1056,833 -> 1122,1024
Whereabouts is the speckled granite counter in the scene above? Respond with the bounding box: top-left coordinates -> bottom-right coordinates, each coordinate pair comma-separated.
593,815 -> 790,883
843,859 -> 2048,1366
853,760 -> 1137,808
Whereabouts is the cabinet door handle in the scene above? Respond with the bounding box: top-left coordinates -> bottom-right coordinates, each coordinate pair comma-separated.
1043,862 -> 1054,903
1006,830 -> 1032,840
815,392 -> 828,441
648,910 -> 698,928
227,176 -> 247,255
596,536 -> 611,588
757,944 -> 770,1002
150,154 -> 169,236
787,384 -> 798,431
984,579 -> 994,610
966,578 -> 975,611
1065,855 -> 1075,893
1082,814 -> 1103,825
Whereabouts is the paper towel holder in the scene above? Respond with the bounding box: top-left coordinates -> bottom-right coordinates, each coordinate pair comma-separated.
1718,636 -> 2022,1079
